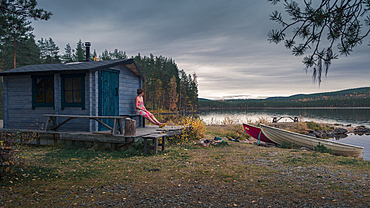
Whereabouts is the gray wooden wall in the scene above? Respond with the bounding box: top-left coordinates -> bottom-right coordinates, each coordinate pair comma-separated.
2,64 -> 143,132
3,75 -> 54,130
3,74 -> 91,131
113,65 -> 143,127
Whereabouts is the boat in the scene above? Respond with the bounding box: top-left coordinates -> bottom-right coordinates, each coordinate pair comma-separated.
242,123 -> 276,144
259,124 -> 364,157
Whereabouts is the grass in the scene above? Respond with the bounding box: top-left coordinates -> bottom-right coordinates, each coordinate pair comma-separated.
204,125 -> 249,140
1,124 -> 370,207
272,121 -> 335,133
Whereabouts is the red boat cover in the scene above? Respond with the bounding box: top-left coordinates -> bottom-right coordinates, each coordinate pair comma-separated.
242,123 -> 275,144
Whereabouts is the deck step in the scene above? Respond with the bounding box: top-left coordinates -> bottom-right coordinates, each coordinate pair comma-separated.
142,133 -> 169,154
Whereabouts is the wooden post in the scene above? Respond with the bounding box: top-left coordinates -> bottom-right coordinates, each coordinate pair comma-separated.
153,138 -> 158,154
162,136 -> 166,151
112,118 -> 118,136
143,138 -> 148,154
124,118 -> 136,136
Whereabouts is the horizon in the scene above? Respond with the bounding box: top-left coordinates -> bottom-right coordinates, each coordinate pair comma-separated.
30,1 -> 370,99
199,86 -> 370,100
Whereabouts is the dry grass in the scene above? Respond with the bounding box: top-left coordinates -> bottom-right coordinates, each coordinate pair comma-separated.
1,125 -> 370,207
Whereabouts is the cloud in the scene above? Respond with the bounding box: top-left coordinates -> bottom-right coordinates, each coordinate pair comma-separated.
31,0 -> 370,99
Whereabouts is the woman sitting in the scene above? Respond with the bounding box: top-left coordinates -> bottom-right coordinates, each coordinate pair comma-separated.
135,88 -> 166,128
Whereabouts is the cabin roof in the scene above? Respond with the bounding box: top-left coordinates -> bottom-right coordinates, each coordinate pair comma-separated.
0,59 -> 144,80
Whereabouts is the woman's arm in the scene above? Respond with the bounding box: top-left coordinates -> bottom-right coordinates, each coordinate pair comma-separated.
135,97 -> 141,110
135,96 -> 147,111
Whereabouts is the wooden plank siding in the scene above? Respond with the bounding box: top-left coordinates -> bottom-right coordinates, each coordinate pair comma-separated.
94,71 -> 99,131
3,76 -> 8,128
116,65 -> 142,127
89,72 -> 97,132
4,74 -> 91,131
4,75 -> 54,129
2,61 -> 143,132
57,73 -> 90,131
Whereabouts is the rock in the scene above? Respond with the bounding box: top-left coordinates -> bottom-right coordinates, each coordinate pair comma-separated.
313,130 -> 327,138
334,128 -> 348,134
299,147 -> 312,151
196,138 -> 223,147
353,126 -> 370,135
327,132 -> 336,138
335,134 -> 348,139
306,133 -> 316,137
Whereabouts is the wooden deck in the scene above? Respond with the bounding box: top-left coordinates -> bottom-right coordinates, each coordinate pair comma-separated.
0,125 -> 184,150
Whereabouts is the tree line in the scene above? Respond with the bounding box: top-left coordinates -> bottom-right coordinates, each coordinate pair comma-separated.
0,35 -> 198,112
0,1 -> 198,113
0,36 -> 198,112
199,87 -> 370,109
134,54 -> 198,111
199,97 -> 370,109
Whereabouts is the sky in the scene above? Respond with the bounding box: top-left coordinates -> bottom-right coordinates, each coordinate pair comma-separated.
31,0 -> 370,100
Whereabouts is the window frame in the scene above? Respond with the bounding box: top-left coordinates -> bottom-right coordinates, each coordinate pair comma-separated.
61,73 -> 85,110
32,75 -> 54,109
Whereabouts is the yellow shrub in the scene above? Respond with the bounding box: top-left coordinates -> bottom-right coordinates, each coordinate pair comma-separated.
171,116 -> 206,143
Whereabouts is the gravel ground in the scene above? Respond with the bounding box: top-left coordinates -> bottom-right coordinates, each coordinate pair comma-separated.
1,123 -> 370,208
33,178 -> 367,208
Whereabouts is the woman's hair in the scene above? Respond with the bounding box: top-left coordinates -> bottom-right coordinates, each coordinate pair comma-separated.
137,88 -> 144,95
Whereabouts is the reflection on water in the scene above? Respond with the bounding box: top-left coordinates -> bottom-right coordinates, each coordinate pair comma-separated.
199,108 -> 370,161
329,134 -> 370,161
199,108 -> 370,127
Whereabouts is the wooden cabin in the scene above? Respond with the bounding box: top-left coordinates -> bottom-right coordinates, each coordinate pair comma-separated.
0,57 -> 144,132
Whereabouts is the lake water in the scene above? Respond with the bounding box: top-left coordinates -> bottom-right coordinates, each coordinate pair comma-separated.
199,108 -> 370,160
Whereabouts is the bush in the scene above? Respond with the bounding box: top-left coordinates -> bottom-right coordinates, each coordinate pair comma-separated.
216,141 -> 229,147
306,122 -> 322,131
314,142 -> 333,154
278,140 -> 298,149
0,131 -> 23,181
0,128 -> 40,181
132,139 -> 144,149
170,116 -> 206,144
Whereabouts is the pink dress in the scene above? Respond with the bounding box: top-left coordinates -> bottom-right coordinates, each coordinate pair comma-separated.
136,101 -> 148,118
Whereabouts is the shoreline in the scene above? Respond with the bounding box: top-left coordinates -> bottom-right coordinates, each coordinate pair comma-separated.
198,106 -> 370,110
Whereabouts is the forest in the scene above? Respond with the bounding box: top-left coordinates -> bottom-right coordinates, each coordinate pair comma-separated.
198,87 -> 370,109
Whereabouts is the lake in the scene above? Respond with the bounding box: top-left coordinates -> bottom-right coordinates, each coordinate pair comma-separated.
199,108 -> 370,160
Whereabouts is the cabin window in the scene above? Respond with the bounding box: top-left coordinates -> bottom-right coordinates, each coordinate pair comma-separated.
61,74 -> 85,110
32,75 -> 54,109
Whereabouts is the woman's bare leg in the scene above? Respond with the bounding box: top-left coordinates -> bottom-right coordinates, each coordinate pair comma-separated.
149,114 -> 161,125
146,116 -> 160,125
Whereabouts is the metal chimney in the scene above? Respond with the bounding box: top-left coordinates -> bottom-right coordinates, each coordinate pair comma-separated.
85,42 -> 91,61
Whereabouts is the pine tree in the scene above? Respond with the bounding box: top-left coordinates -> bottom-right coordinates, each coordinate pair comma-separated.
1,0 -> 52,69
268,0 -> 370,84
74,39 -> 85,62
92,49 -> 98,61
47,37 -> 60,63
132,53 -> 199,111
100,49 -> 111,60
37,37 -> 47,63
1,15 -> 33,69
178,69 -> 189,111
62,43 -> 74,63
110,49 -> 127,59
38,37 -> 60,64
168,76 -> 178,111
0,34 -> 40,70
17,35 -> 41,66
190,72 -> 199,110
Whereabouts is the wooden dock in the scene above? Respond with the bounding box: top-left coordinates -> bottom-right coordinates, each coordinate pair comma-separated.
0,125 -> 184,150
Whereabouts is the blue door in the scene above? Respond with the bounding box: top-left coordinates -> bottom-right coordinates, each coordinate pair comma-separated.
99,70 -> 119,131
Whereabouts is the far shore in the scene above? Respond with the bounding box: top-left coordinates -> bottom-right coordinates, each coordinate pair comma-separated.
198,106 -> 370,110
